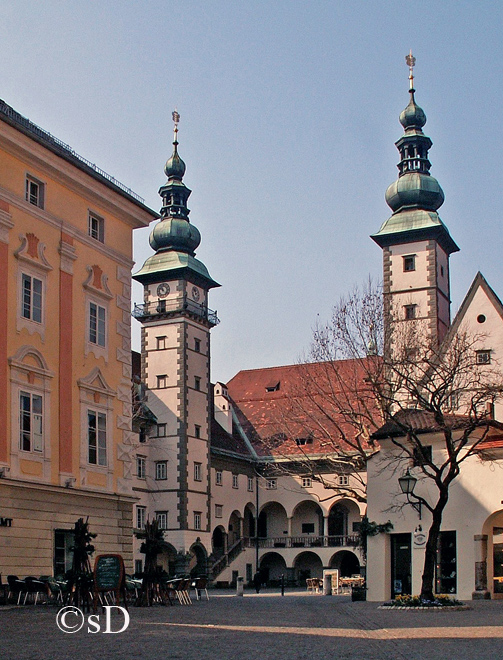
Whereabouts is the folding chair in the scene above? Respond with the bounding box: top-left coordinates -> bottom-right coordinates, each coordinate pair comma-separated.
193,577 -> 209,601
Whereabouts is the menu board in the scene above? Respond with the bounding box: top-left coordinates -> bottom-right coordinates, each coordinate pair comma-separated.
94,554 -> 124,592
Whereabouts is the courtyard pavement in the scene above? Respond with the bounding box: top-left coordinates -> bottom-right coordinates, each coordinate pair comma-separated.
1,589 -> 503,659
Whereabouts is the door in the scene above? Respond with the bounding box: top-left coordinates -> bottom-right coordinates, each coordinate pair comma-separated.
391,533 -> 412,597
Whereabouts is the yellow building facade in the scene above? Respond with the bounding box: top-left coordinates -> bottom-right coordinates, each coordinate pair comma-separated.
0,101 -> 157,576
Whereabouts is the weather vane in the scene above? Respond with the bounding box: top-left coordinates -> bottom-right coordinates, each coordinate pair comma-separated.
405,50 -> 416,90
172,108 -> 180,144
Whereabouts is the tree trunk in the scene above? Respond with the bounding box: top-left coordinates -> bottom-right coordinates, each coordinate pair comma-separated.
420,488 -> 448,601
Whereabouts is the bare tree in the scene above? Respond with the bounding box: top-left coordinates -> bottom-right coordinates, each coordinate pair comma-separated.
257,280 -> 503,600
253,281 -> 387,503
374,313 -> 503,601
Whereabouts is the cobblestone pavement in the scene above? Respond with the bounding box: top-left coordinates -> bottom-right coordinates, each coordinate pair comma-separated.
1,590 -> 503,660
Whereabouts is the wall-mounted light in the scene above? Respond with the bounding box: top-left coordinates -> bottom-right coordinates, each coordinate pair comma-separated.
398,468 -> 422,519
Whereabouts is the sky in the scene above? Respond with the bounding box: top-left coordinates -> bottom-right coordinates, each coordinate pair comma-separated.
1,1 -> 502,383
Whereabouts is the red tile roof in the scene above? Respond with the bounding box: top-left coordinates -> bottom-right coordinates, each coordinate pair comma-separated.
226,359 -> 382,459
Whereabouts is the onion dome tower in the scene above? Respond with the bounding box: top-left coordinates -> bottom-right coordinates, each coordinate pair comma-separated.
371,53 -> 459,344
132,112 -> 219,571
134,110 -> 219,291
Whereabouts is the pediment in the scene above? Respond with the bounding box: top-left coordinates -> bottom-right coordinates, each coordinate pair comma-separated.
77,367 -> 116,396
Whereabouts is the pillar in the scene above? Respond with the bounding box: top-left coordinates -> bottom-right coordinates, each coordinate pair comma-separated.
472,534 -> 490,600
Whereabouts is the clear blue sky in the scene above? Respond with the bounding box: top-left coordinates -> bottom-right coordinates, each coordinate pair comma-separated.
2,1 -> 502,382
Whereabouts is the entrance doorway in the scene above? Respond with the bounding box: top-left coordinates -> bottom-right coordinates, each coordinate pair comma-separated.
391,533 -> 411,598
493,527 -> 503,595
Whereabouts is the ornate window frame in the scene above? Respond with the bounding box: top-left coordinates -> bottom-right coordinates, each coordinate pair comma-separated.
9,346 -> 53,481
78,367 -> 115,490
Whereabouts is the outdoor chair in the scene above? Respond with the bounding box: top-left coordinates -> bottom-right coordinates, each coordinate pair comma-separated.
7,575 -> 26,605
45,577 -> 64,604
174,578 -> 192,605
192,577 -> 209,601
0,574 -> 8,604
23,577 -> 46,605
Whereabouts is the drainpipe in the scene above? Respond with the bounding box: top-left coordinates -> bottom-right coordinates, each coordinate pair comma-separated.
255,474 -> 259,572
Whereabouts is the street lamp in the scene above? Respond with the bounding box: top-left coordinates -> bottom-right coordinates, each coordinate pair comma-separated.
398,468 -> 422,519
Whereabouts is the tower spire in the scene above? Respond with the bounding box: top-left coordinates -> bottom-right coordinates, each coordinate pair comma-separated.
133,110 -> 219,290
405,50 -> 416,91
172,108 -> 180,151
371,55 -> 459,345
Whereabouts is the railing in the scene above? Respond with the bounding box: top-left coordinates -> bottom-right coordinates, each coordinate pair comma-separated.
0,99 -> 145,204
254,535 -> 359,549
211,538 -> 245,580
132,298 -> 219,326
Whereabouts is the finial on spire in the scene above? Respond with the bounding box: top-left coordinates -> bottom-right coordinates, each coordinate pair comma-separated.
172,108 -> 180,146
405,50 -> 416,90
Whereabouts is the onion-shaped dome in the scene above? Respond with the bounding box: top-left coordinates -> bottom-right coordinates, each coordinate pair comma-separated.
164,148 -> 186,180
399,91 -> 427,130
385,172 -> 444,213
149,217 -> 201,254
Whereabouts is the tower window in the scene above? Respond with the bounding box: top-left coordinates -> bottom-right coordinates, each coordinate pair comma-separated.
194,462 -> 202,482
194,338 -> 201,353
194,512 -> 202,530
476,350 -> 491,365
156,511 -> 168,529
156,461 -> 167,480
195,425 -> 201,439
157,375 -> 167,389
157,336 -> 167,350
215,470 -> 223,485
137,455 -> 146,479
404,304 -> 417,320
194,376 -> 201,391
403,255 -> 416,272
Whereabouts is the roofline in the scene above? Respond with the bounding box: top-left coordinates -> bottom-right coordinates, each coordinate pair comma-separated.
226,356 -> 379,384
0,99 -> 159,219
448,271 -> 503,340
371,224 -> 459,255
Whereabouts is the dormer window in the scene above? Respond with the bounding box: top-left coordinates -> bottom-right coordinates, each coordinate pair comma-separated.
295,436 -> 313,446
265,381 -> 280,392
403,255 -> 416,272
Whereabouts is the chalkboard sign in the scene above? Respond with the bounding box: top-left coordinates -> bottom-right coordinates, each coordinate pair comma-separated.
95,554 -> 123,591
93,554 -> 127,612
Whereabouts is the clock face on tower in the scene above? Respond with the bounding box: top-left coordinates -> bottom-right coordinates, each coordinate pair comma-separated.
191,286 -> 200,302
156,283 -> 170,298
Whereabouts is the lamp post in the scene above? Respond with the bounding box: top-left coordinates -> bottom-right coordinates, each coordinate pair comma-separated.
398,468 -> 422,519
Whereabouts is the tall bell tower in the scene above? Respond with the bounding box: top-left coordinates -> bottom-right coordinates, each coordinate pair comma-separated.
371,53 -> 459,346
133,111 -> 219,567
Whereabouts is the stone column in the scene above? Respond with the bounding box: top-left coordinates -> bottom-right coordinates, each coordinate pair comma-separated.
175,551 -> 191,576
472,534 -> 490,599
